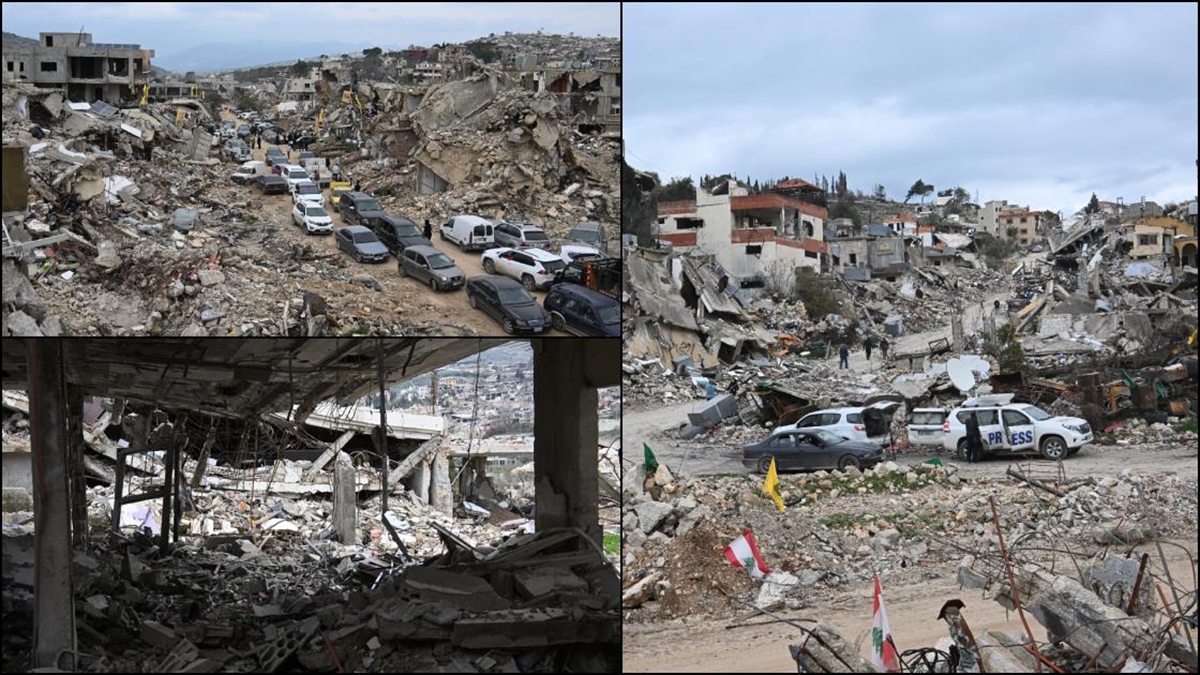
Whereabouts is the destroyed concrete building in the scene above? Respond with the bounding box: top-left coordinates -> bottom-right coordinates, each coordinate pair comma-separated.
2,28 -> 620,336
2,32 -> 154,105
2,337 -> 620,673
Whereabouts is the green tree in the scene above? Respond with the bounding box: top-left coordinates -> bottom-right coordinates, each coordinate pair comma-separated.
362,47 -> 383,58
828,200 -> 863,225
793,268 -> 844,320
658,176 -> 697,201
904,179 -> 934,204
290,59 -> 312,77
466,41 -> 499,63
1085,192 -> 1100,214
873,183 -> 887,200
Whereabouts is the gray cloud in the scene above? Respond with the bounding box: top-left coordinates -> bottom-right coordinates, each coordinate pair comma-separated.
625,3 -> 1198,214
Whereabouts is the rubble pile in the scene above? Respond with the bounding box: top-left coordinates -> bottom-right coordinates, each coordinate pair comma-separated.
346,72 -> 619,241
621,461 -> 1198,624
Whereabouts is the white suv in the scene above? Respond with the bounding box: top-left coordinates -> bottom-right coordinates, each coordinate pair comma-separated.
942,394 -> 1092,460
480,247 -> 566,291
773,402 -> 899,447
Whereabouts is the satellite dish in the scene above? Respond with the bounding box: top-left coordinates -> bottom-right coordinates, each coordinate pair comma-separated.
947,358 -> 976,393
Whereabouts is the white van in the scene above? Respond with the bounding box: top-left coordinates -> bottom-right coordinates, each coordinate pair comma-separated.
231,160 -> 268,185
440,215 -> 495,252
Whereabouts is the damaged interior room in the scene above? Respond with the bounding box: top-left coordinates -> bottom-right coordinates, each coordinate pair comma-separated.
1,337 -> 620,673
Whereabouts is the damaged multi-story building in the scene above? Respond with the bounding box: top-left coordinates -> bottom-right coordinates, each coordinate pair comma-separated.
2,337 -> 621,672
653,178 -> 829,288
2,32 -> 154,104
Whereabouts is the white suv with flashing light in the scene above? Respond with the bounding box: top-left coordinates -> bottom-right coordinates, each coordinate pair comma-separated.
942,394 -> 1093,460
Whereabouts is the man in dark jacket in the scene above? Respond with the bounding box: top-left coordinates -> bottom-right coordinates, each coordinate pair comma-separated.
864,335 -> 875,361
964,413 -> 983,463
423,219 -> 433,240
838,344 -> 850,370
880,337 -> 889,361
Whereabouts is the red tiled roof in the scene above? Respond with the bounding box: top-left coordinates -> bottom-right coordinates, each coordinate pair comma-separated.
730,193 -> 828,220
773,178 -> 820,191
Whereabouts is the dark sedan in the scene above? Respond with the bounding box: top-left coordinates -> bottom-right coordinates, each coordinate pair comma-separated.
255,174 -> 288,195
465,275 -> 551,335
741,428 -> 885,474
374,215 -> 432,255
334,226 -> 389,263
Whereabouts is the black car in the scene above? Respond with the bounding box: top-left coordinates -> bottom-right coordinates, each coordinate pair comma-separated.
255,174 -> 288,195
741,428 -> 885,474
466,275 -> 551,335
265,147 -> 287,167
334,226 -> 389,263
374,214 -> 432,255
543,283 -> 620,337
339,192 -> 387,228
290,135 -> 317,150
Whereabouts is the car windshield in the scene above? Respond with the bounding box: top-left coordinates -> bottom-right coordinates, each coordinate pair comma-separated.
542,259 -> 566,273
358,198 -> 383,212
427,253 -> 455,270
570,228 -> 601,242
525,230 -> 549,242
305,206 -> 328,217
296,184 -> 319,194
597,305 -> 620,324
498,287 -> 533,304
1021,405 -> 1052,421
395,223 -> 420,237
351,231 -> 378,244
810,429 -> 845,445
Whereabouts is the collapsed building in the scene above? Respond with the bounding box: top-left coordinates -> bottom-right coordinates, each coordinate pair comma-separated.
2,37 -> 620,335
1,337 -> 620,673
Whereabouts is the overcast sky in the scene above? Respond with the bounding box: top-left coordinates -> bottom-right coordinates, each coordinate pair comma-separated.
1,2 -> 618,70
625,3 -> 1198,216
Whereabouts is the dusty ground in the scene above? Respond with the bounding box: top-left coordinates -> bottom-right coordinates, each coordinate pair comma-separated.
623,537 -> 1196,672
226,119 -> 567,337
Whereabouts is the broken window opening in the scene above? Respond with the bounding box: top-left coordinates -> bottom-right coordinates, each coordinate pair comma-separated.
745,245 -> 763,255
40,61 -> 58,73
676,217 -> 704,230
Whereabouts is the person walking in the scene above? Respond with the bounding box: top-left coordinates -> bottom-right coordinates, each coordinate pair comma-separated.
864,335 -> 874,361
423,219 -> 433,240
353,179 -> 361,192
880,337 -> 889,361
838,343 -> 850,370
964,412 -> 983,464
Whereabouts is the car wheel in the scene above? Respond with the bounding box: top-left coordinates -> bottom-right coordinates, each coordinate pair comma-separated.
430,278 -> 439,292
397,263 -> 407,277
756,456 -> 774,475
440,230 -> 447,241
550,312 -> 566,333
502,318 -> 516,335
468,294 -> 479,309
355,254 -> 364,263
521,275 -> 536,291
955,439 -> 968,461
483,259 -> 495,274
838,456 -> 861,471
1039,435 -> 1067,461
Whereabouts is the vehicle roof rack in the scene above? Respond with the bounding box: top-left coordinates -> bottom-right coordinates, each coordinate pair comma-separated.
962,393 -> 1015,408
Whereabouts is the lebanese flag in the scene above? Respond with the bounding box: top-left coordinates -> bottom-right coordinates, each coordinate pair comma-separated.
723,529 -> 769,579
871,575 -> 901,672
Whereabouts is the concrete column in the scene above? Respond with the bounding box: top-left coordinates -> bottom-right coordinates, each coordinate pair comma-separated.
66,384 -> 87,548
332,453 -> 356,544
28,339 -> 77,667
412,460 -> 430,504
533,340 -> 600,546
431,448 -> 452,516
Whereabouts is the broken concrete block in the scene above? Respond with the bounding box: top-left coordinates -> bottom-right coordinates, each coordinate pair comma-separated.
141,620 -> 178,650
402,567 -> 510,611
513,566 -> 588,598
451,608 -> 618,649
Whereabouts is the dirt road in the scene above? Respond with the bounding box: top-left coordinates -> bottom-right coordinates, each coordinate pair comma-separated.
218,113 -> 566,336
624,537 -> 1196,672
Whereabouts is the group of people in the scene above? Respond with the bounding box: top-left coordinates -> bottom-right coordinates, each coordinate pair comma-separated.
837,335 -> 890,370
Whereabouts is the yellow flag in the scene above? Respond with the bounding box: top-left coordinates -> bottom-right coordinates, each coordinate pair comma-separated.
763,457 -> 786,513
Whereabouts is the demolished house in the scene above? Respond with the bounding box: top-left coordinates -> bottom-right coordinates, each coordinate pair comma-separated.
1,338 -> 620,673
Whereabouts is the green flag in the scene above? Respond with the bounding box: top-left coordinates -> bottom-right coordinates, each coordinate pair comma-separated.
644,443 -> 659,473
